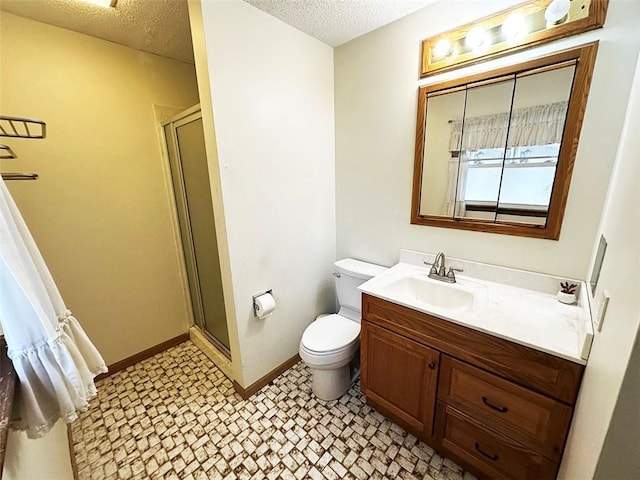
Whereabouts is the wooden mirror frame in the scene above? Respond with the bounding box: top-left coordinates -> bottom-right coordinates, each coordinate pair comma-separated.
411,42 -> 598,240
420,0 -> 607,78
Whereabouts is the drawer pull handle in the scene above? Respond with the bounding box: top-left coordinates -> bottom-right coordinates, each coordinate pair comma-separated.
474,442 -> 499,461
482,396 -> 508,413
428,362 -> 436,370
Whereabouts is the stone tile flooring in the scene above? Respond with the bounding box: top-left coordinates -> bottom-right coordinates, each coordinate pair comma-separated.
71,341 -> 474,480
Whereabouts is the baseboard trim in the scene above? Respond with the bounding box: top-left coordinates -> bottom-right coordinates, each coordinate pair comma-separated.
67,423 -> 79,480
233,354 -> 301,400
96,333 -> 190,381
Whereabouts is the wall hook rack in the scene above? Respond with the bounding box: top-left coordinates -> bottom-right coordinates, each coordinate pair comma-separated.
0,115 -> 47,181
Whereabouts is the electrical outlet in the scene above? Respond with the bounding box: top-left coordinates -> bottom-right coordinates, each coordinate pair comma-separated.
596,292 -> 610,332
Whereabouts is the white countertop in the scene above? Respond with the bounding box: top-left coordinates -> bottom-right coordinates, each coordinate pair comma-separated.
358,252 -> 593,365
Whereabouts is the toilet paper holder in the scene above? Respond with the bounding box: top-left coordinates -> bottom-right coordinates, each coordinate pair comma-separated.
252,289 -> 273,317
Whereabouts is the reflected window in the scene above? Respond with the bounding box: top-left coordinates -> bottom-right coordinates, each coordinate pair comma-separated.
446,96 -> 569,224
463,143 -> 560,224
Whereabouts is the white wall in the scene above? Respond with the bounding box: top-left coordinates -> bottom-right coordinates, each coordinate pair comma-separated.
558,51 -> 640,479
335,0 -> 640,279
3,421 -> 73,480
187,0 -> 242,380
198,0 -> 336,386
0,13 -> 199,365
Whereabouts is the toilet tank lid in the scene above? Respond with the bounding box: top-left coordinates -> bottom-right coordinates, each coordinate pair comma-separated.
334,258 -> 387,280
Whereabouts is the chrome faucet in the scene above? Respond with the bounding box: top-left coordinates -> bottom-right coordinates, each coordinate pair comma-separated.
424,252 -> 463,283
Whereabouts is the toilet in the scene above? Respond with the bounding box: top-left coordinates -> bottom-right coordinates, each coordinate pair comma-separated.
299,258 -> 387,400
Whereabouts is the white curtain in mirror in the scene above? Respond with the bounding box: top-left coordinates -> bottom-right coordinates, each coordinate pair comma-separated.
449,101 -> 569,151
442,155 -> 468,217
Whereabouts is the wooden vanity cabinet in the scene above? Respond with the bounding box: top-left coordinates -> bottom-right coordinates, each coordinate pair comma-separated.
360,294 -> 585,480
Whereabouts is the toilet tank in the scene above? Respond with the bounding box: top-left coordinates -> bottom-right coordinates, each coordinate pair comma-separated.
334,259 -> 387,317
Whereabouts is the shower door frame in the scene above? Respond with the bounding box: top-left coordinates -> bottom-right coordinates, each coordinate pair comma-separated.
163,106 -> 231,359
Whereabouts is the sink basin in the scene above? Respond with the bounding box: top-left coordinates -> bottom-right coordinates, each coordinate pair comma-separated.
381,275 -> 475,312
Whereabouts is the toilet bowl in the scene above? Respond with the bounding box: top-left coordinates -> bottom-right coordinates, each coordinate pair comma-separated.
299,259 -> 386,400
299,314 -> 361,400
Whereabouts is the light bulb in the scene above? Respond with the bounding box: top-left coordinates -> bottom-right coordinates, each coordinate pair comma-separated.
545,0 -> 571,25
466,26 -> 489,51
433,39 -> 452,59
502,13 -> 527,42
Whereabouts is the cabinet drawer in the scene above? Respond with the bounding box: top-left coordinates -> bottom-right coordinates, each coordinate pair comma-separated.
439,356 -> 572,461
436,403 -> 557,480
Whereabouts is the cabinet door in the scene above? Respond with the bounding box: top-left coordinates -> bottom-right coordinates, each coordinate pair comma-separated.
361,321 -> 440,439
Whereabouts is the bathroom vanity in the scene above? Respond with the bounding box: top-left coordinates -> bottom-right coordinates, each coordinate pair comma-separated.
358,251 -> 592,480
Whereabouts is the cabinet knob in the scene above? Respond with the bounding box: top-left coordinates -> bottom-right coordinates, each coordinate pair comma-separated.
428,362 -> 436,370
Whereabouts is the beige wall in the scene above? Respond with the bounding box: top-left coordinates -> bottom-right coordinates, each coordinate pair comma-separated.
335,0 -> 640,279
558,51 -> 640,479
198,0 -> 336,387
0,13 -> 199,364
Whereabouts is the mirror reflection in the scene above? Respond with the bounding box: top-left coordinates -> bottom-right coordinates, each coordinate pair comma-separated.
496,66 -> 574,224
420,89 -> 465,216
418,63 -> 575,227
453,77 -> 515,221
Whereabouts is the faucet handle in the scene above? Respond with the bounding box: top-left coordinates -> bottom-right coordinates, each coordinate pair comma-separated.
446,267 -> 463,280
423,260 -> 438,275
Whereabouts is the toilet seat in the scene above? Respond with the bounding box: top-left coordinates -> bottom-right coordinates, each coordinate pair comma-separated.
301,314 -> 360,354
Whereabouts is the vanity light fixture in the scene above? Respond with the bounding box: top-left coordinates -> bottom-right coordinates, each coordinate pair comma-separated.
420,0 -> 608,78
79,0 -> 117,8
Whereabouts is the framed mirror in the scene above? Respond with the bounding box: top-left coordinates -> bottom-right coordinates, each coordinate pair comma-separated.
411,42 -> 598,239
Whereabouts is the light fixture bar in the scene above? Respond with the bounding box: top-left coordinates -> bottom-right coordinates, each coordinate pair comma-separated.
420,0 -> 608,78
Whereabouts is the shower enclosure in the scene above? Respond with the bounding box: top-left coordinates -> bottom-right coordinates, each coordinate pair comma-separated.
163,106 -> 230,357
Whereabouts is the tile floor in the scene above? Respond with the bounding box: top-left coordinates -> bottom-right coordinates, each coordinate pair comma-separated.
71,341 -> 474,480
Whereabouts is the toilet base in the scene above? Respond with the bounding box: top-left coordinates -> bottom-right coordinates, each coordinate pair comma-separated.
309,354 -> 360,401
311,365 -> 352,401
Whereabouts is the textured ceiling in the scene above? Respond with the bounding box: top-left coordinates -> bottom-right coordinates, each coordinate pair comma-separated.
0,0 -> 194,64
0,0 -> 439,65
243,0 -> 438,47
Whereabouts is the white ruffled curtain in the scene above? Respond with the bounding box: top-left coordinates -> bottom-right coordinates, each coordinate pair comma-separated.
442,157 -> 468,217
449,101 -> 569,151
0,177 -> 106,438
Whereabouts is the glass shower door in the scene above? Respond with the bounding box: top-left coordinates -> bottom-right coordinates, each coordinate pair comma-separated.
164,109 -> 230,356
